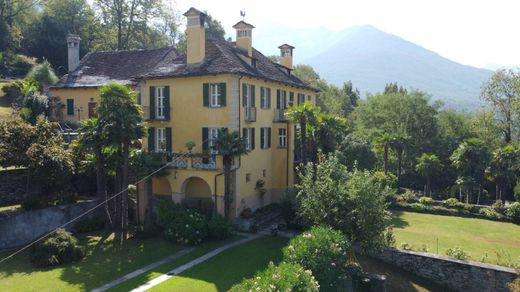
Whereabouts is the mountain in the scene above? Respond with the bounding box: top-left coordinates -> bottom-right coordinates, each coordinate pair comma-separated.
304,25 -> 494,110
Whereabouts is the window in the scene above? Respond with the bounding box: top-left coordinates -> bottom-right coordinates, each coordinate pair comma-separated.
289,92 -> 294,106
66,98 -> 74,116
238,30 -> 251,37
243,128 -> 255,150
243,84 -> 255,107
156,87 -> 166,119
208,128 -> 219,154
276,90 -> 286,109
278,128 -> 287,148
297,93 -> 305,105
260,87 -> 271,109
209,84 -> 221,107
307,95 -> 312,101
260,127 -> 271,149
156,128 -> 167,152
281,49 -> 291,57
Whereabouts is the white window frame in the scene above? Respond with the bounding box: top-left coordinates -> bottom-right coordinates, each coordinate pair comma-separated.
208,127 -> 219,154
244,84 -> 253,108
261,127 -> 270,149
156,86 -> 166,119
260,87 -> 269,109
277,90 -> 287,109
210,84 -> 221,107
244,128 -> 252,150
278,128 -> 287,148
156,128 -> 167,152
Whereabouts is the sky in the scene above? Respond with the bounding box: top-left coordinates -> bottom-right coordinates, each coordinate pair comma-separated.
175,0 -> 520,69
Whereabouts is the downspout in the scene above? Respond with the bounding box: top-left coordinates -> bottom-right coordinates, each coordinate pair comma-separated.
286,120 -> 290,186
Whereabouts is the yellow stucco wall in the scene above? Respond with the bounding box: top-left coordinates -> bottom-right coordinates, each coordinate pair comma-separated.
49,87 -> 101,122
51,73 -> 316,217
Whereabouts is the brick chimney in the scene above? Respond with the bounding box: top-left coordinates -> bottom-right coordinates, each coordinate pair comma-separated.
233,21 -> 255,57
67,34 -> 81,72
184,7 -> 207,64
279,44 -> 294,69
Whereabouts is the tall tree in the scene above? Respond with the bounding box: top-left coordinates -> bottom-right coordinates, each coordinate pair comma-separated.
488,144 -> 518,201
415,153 -> 442,197
286,101 -> 321,165
204,12 -> 225,40
213,129 -> 248,219
480,69 -> 520,143
97,82 -> 145,239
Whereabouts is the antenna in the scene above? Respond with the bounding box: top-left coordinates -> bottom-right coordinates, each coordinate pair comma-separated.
240,10 -> 246,20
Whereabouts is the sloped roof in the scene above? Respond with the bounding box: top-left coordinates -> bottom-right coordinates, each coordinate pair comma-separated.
139,39 -> 317,91
53,47 -> 177,88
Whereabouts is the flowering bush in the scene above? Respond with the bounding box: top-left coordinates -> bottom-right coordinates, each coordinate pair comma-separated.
157,201 -> 208,245
418,196 -> 434,205
229,262 -> 319,292
283,226 -> 351,291
207,214 -> 231,240
446,246 -> 469,261
506,202 -> 520,223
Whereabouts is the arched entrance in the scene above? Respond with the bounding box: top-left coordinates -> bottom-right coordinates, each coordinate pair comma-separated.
152,177 -> 172,197
182,177 -> 213,216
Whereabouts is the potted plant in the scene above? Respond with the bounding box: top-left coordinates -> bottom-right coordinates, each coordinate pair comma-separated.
185,141 -> 196,154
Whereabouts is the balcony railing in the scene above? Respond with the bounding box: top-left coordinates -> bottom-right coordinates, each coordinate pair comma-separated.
274,108 -> 288,122
152,152 -> 219,170
141,106 -> 171,121
245,106 -> 256,122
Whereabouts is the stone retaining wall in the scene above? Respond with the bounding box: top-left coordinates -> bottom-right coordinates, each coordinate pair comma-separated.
368,247 -> 518,292
0,201 -> 97,249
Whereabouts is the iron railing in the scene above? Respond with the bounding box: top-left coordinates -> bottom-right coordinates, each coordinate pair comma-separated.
274,108 -> 288,122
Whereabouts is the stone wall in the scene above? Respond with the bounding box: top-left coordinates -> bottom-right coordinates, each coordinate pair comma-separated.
0,201 -> 97,249
0,169 -> 30,205
368,247 -> 518,292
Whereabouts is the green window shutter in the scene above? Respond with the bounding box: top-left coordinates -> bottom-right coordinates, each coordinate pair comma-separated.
276,90 -> 281,109
242,128 -> 248,140
66,99 -> 74,115
165,127 -> 172,153
260,128 -> 265,149
202,127 -> 209,153
148,127 -> 155,152
203,83 -> 209,107
251,85 -> 256,107
268,128 -> 271,148
219,82 -> 226,106
164,86 -> 170,120
251,128 -> 255,150
149,87 -> 156,119
242,83 -> 247,107
289,92 -> 294,106
268,88 -> 271,108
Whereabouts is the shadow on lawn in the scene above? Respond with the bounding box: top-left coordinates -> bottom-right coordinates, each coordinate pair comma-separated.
390,210 -> 410,228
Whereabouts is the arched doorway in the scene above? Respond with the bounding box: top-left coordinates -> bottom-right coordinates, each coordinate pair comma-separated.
182,177 -> 213,216
152,177 -> 172,197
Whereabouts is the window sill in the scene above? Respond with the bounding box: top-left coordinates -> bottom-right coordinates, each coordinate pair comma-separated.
277,146 -> 287,149
209,106 -> 223,108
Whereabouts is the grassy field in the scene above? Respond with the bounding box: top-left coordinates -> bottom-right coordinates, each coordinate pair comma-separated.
149,236 -> 288,292
392,210 -> 520,266
0,232 -> 183,291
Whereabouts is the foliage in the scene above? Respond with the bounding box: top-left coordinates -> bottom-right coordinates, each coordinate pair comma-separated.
74,216 -> 105,233
515,181 -> 520,202
20,91 -> 49,124
337,135 -> 376,170
492,200 -> 505,213
156,201 -> 208,245
506,202 -> 520,223
478,207 -> 506,220
296,154 -> 393,249
418,196 -> 434,205
22,195 -> 52,210
283,226 -> 351,290
415,153 -> 442,195
25,61 -> 58,87
286,101 -> 321,164
29,228 -> 85,267
207,214 -> 231,240
229,262 -> 319,292
445,246 -> 469,261
443,198 -> 463,208
0,116 -> 37,167
396,190 -> 416,203
510,277 -> 520,292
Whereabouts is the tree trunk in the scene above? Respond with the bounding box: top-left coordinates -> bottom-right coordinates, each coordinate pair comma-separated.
95,146 -> 112,228
301,119 -> 308,165
223,156 -> 232,219
383,145 -> 389,174
426,175 -> 431,197
121,141 -> 130,239
397,149 -> 403,184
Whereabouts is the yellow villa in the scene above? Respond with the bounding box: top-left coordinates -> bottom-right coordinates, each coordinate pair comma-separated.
50,7 -> 318,219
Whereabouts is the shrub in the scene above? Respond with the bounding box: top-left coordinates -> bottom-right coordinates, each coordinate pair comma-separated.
207,214 -> 231,240
443,198 -> 462,208
396,190 -> 416,203
74,217 -> 104,233
446,247 -> 469,261
280,188 -> 305,229
515,181 -> 520,202
283,226 -> 351,290
25,61 -> 58,87
229,262 -> 319,292
408,202 -> 429,212
384,226 -> 396,247
29,228 -> 85,267
509,277 -> 520,292
157,201 -> 208,245
462,203 -> 474,213
419,196 -> 434,205
505,202 -> 520,223
479,207 -> 505,220
400,242 -> 413,251
492,200 -> 506,214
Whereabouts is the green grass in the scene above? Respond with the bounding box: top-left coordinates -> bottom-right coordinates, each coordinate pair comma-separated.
0,232 -> 183,291
392,210 -> 520,266
149,236 -> 289,292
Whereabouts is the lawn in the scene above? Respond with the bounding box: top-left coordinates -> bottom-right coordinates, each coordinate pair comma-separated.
392,210 -> 520,266
148,236 -> 289,292
0,232 -> 184,291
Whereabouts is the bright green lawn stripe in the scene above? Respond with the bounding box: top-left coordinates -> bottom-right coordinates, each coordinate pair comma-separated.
108,236 -> 244,292
149,236 -> 289,292
0,232 -> 182,292
392,211 -> 520,265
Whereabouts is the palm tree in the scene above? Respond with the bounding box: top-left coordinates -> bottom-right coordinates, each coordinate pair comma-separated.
415,153 -> 442,197
376,133 -> 393,174
214,129 -> 249,219
286,101 -> 320,165
97,83 -> 146,239
77,118 -> 112,226
388,134 -> 409,184
488,144 -> 518,201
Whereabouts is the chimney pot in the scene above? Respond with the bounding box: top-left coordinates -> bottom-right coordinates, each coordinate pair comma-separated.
279,44 -> 294,69
67,34 -> 81,72
184,7 -> 207,64
233,21 -> 255,57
